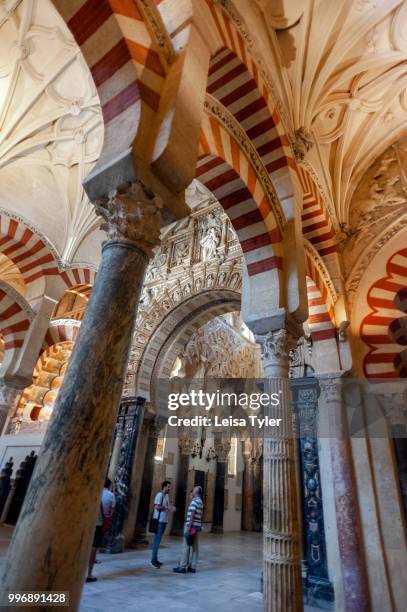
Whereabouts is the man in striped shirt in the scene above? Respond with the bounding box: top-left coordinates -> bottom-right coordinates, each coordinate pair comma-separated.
173,486 -> 204,573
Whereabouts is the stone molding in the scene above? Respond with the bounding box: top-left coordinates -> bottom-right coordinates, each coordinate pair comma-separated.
137,0 -> 176,66
94,181 -> 162,256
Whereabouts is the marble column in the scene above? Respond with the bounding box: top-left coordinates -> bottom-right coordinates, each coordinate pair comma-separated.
171,435 -> 192,536
211,438 -> 230,534
256,328 -> 303,612
242,440 -> 255,531
318,373 -> 370,612
1,181 -> 162,611
108,419 -> 125,482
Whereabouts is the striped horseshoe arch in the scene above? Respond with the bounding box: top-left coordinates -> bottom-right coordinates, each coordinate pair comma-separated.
42,321 -> 81,355
207,46 -> 292,184
0,214 -> 58,288
197,115 -> 283,281
53,0 -> 166,161
0,288 -> 34,352
305,278 -> 336,343
298,167 -> 337,259
361,247 -> 407,379
304,247 -> 335,326
60,268 -> 96,289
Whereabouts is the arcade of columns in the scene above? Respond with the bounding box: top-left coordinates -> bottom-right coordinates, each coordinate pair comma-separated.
0,1 -> 406,611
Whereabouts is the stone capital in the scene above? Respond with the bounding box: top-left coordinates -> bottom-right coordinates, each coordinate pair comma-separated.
94,180 -> 162,256
178,435 -> 193,455
256,328 -> 298,374
214,439 -> 231,463
317,373 -> 344,404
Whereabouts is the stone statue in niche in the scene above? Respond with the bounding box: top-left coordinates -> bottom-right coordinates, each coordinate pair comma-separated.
173,241 -> 190,266
200,213 -> 221,261
146,248 -> 167,281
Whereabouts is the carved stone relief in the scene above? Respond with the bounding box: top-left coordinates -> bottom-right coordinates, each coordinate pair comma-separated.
123,195 -> 244,396
179,317 -> 256,379
345,136 -> 407,298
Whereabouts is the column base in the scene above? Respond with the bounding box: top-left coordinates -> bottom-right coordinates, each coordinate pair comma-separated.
102,534 -> 125,554
211,525 -> 224,534
304,576 -> 335,607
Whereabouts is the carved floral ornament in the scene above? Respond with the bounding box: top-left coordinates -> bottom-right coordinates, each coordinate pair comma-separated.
255,329 -> 298,369
318,377 -> 343,404
94,181 -> 162,256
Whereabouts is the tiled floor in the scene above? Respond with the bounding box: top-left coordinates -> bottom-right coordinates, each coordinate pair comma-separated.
0,526 -> 322,611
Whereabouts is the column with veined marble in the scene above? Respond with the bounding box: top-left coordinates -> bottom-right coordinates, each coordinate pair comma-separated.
1,181 -> 162,611
256,327 -> 303,612
171,434 -> 193,536
211,437 -> 231,534
318,373 -> 370,612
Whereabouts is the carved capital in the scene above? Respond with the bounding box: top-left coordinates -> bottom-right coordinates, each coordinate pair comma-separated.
94,181 -> 162,256
214,439 -> 231,463
318,376 -> 343,404
178,435 -> 193,455
256,329 -> 297,373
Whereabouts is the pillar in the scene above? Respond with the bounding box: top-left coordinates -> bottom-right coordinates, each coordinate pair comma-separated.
133,419 -> 161,544
242,439 -> 255,531
1,181 -> 162,611
211,437 -> 230,534
318,373 -> 370,612
290,377 -> 334,603
108,419 -> 125,482
256,327 -> 303,612
104,396 -> 145,553
171,435 -> 192,536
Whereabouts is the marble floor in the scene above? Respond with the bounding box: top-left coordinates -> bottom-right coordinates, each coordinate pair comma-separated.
0,527 -> 321,611
81,532 -> 264,612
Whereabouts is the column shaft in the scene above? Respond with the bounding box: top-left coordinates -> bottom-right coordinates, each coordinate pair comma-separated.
133,423 -> 160,544
318,374 -> 370,612
257,328 -> 303,612
171,452 -> 190,535
211,461 -> 226,533
1,239 -> 148,610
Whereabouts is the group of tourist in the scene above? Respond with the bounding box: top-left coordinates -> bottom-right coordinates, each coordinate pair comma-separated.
87,479 -> 204,582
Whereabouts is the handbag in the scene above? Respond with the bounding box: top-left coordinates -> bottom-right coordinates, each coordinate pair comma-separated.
149,493 -> 165,534
100,502 -> 112,535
